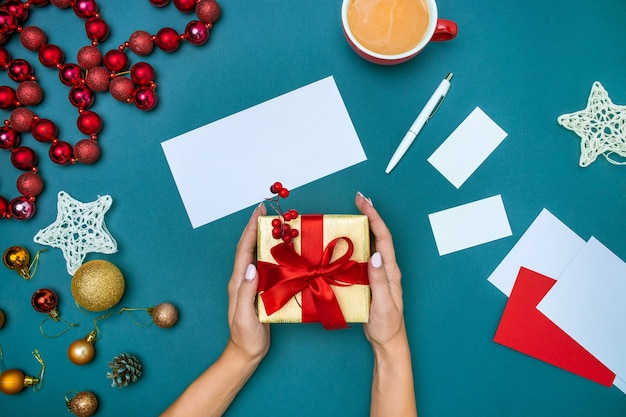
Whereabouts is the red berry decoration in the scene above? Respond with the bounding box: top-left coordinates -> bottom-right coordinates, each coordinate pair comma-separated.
265,181 -> 300,248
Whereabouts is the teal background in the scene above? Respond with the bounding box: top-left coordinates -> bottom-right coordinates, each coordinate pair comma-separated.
2,0 -> 626,416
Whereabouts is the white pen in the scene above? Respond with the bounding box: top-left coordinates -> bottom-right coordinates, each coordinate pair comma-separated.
385,73 -> 453,174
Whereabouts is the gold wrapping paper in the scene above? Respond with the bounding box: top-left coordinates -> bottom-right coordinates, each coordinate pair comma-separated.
257,214 -> 371,324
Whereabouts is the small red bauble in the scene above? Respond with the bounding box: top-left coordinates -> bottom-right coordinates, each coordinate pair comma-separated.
130,62 -> 155,86
31,118 -> 57,142
5,0 -> 30,23
9,196 -> 35,220
0,196 -> 8,218
76,45 -> 102,69
0,126 -> 20,149
0,10 -> 18,35
0,47 -> 11,67
185,21 -> 209,45
133,87 -> 158,111
11,146 -> 37,170
103,49 -> 128,72
20,26 -> 47,51
85,66 -> 110,92
17,172 -> 44,197
49,140 -> 73,165
32,288 -> 58,313
154,28 -> 181,52
85,17 -> 109,43
74,139 -> 100,164
31,0 -> 51,5
128,30 -> 154,56
109,76 -> 135,102
196,0 -> 221,24
0,86 -> 17,109
38,43 -> 64,68
50,0 -> 73,8
77,110 -> 102,135
73,0 -> 98,19
149,0 -> 171,7
9,107 -> 36,132
16,80 -> 43,106
69,85 -> 95,109
174,0 -> 197,13
7,59 -> 33,82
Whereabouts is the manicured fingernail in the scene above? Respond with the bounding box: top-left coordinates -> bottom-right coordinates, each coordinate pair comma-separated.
357,191 -> 373,206
245,264 -> 257,280
255,202 -> 264,211
370,252 -> 382,268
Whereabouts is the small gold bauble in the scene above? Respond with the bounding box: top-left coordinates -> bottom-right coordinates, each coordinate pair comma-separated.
68,338 -> 96,365
69,391 -> 99,417
71,260 -> 125,312
2,246 -> 31,279
0,309 -> 5,329
0,369 -> 26,395
150,302 -> 179,328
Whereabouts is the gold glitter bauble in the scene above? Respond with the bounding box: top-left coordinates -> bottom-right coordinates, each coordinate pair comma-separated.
71,260 -> 125,312
69,391 -> 99,417
150,302 -> 179,328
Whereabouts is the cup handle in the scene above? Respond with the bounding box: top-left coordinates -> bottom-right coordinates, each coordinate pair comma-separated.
431,19 -> 458,42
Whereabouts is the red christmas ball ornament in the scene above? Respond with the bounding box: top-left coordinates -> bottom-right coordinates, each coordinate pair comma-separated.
0,10 -> 18,35
38,43 -> 64,68
185,21 -> 209,45
133,87 -> 158,111
32,287 -> 59,315
17,172 -> 44,197
77,45 -> 102,69
74,139 -> 100,164
196,0 -> 221,24
69,85 -> 95,109
149,0 -> 171,7
50,0 -> 73,7
0,196 -> 9,218
7,59 -> 33,82
16,80 -> 43,106
31,118 -> 57,142
85,66 -> 110,92
77,110 -> 102,135
85,17 -> 109,43
59,63 -> 83,86
5,0 -> 30,23
0,85 -> 17,109
20,26 -> 47,51
11,146 -> 37,170
73,0 -> 98,19
109,76 -> 135,102
174,0 -> 197,13
0,125 -> 20,149
154,27 -> 181,52
9,196 -> 35,220
49,140 -> 74,165
103,49 -> 128,72
9,107 -> 36,132
128,30 -> 154,56
130,62 -> 155,86
0,47 -> 11,68
31,0 -> 51,5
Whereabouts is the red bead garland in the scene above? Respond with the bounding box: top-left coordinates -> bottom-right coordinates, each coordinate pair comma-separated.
0,0 -> 222,220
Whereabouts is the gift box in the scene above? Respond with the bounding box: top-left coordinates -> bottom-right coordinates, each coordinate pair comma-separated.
256,214 -> 371,330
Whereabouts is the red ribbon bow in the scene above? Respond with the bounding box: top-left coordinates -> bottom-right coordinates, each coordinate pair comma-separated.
257,215 -> 368,330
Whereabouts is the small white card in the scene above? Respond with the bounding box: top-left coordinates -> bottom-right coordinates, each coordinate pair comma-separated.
537,237 -> 626,379
428,195 -> 512,256
487,209 -> 586,296
427,107 -> 508,189
161,76 -> 367,228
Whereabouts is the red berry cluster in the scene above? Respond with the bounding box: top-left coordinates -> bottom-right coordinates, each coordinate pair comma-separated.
267,181 -> 299,248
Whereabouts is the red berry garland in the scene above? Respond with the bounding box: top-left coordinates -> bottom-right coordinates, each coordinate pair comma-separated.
266,182 -> 300,249
0,0 -> 222,221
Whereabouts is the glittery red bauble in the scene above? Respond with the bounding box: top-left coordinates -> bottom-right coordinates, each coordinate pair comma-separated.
77,45 -> 101,69
16,80 -> 43,106
154,28 -> 181,52
85,17 -> 109,42
0,196 -> 8,218
185,21 -> 209,45
0,86 -> 17,109
109,76 -> 134,102
134,87 -> 158,111
38,43 -> 64,68
77,111 -> 102,135
196,0 -> 221,24
0,10 -> 18,34
174,0 -> 196,13
0,126 -> 19,149
128,30 -> 154,56
11,146 -> 37,170
130,62 -> 155,86
7,59 -> 32,82
59,63 -> 83,86
85,66 -> 110,92
31,118 -> 57,142
50,0 -> 72,7
0,47 -> 12,67
49,141 -> 73,165
103,49 -> 128,72
17,172 -> 43,197
73,0 -> 98,19
149,0 -> 170,7
9,107 -> 36,132
32,288 -> 58,313
20,26 -> 47,51
9,196 -> 35,220
74,139 -> 100,164
69,85 -> 95,109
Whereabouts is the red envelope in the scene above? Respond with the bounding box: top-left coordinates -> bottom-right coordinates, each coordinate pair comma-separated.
494,267 -> 615,387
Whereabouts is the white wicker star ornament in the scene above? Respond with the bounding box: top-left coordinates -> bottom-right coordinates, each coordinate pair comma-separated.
558,82 -> 626,167
33,191 -> 118,275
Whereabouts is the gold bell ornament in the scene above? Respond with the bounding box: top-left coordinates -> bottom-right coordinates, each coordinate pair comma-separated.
65,390 -> 99,417
0,347 -> 45,395
67,312 -> 111,366
2,246 -> 45,280
118,302 -> 179,328
31,288 -> 78,337
71,260 -> 125,312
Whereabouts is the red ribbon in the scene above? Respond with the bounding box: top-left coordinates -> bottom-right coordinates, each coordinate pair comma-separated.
257,215 -> 368,330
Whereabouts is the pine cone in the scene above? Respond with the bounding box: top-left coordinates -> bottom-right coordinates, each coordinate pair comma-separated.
106,353 -> 142,388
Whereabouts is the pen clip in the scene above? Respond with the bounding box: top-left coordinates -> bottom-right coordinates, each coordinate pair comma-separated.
426,95 -> 446,123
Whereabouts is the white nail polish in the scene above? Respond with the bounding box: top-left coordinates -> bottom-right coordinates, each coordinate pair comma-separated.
357,191 -> 373,206
371,252 -> 382,268
245,264 -> 257,280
